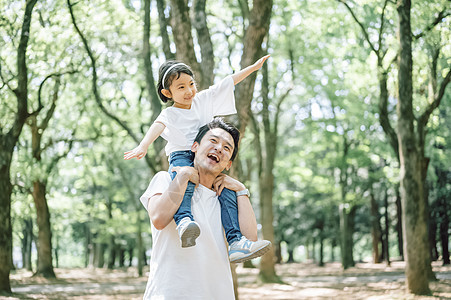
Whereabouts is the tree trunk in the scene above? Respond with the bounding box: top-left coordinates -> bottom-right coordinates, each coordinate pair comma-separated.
54,234 -> 59,269
143,0 -> 165,168
28,75 -> 61,278
90,237 -> 97,267
128,248 -> 133,267
258,170 -> 277,282
436,169 -> 449,265
106,196 -> 115,270
428,201 -> 439,261
137,211 -> 144,276
107,236 -> 116,269
339,204 -> 356,269
118,247 -> 125,268
287,248 -> 295,263
169,0 -> 203,87
383,187 -> 390,266
156,0 -> 175,60
192,0 -> 214,88
330,239 -> 336,262
96,243 -> 105,268
142,249 -> 148,266
234,0 -> 273,135
395,184 -> 404,260
257,57 -> 278,283
32,181 -> 55,278
370,191 -> 382,263
275,240 -> 282,264
0,0 -> 37,292
379,220 -> 386,262
0,164 -> 12,293
231,263 -> 238,300
311,237 -> 316,263
397,0 -> 430,294
318,230 -> 325,267
22,218 -> 33,271
84,223 -> 91,268
439,204 -> 450,265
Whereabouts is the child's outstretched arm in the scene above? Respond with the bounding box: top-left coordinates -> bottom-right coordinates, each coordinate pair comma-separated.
231,55 -> 270,86
124,121 -> 166,160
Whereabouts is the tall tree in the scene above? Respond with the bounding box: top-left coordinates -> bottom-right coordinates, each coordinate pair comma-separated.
250,59 -> 291,282
234,0 -> 273,136
169,0 -> 205,88
337,134 -> 356,269
0,0 -> 37,292
143,0 -> 165,167
336,0 -> 403,259
396,0 -> 450,294
192,0 -> 214,88
67,0 -> 159,174
156,0 -> 175,60
337,0 -> 450,278
29,75 -> 60,278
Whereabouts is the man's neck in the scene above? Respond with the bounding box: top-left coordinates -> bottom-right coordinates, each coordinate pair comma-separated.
198,172 -> 217,190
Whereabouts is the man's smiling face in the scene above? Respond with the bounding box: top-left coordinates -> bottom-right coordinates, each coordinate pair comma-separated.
192,127 -> 234,175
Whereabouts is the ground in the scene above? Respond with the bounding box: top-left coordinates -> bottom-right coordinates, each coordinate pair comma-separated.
2,261 -> 450,299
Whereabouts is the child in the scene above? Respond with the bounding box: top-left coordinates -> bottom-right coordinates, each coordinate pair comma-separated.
124,56 -> 271,263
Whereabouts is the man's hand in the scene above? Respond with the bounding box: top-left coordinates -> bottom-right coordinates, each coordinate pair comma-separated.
172,166 -> 200,188
213,174 -> 246,196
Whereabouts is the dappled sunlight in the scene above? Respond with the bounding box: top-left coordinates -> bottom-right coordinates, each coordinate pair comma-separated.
5,261 -> 451,299
237,262 -> 451,300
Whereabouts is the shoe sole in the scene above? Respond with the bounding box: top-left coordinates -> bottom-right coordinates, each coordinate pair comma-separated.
181,223 -> 201,248
230,242 -> 272,263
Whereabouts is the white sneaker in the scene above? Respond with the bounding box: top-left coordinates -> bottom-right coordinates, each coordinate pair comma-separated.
229,236 -> 271,263
176,217 -> 201,248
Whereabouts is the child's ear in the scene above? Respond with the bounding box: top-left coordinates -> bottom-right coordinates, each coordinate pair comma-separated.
225,161 -> 232,171
161,89 -> 172,99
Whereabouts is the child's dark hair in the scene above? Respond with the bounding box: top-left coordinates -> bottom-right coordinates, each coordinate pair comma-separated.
157,61 -> 194,103
194,117 -> 240,161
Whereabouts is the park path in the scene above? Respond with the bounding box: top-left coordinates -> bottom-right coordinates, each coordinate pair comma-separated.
3,261 -> 451,299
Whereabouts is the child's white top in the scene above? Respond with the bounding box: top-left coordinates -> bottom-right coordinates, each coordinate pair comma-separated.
156,75 -> 236,156
140,171 -> 235,299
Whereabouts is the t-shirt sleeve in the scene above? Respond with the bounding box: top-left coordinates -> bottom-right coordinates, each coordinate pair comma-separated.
155,109 -> 187,145
140,171 -> 172,211
197,75 -> 237,118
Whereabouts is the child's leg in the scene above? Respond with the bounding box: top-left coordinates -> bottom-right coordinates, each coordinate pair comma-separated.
169,151 -> 195,226
219,188 -> 272,263
218,188 -> 243,244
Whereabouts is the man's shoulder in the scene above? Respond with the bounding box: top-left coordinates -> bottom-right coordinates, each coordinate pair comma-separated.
152,171 -> 171,183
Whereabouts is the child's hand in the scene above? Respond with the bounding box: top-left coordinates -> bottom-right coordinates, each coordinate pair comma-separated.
124,145 -> 147,160
172,166 -> 199,188
213,174 -> 246,196
252,55 -> 270,71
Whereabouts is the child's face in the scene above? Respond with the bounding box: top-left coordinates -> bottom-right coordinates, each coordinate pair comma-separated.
166,73 -> 197,109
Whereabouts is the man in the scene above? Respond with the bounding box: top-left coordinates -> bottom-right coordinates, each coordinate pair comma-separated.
140,118 -> 270,299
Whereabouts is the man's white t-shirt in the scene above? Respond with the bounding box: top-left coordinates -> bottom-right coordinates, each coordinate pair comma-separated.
156,76 -> 236,156
140,172 -> 235,300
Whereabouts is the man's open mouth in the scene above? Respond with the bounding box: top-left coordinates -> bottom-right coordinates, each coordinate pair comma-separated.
207,153 -> 220,163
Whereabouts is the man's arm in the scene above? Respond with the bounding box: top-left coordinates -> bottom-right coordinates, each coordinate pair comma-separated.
236,194 -> 258,241
147,167 -> 199,230
213,175 -> 258,241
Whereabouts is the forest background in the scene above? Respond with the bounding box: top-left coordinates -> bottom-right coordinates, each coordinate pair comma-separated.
0,0 -> 450,298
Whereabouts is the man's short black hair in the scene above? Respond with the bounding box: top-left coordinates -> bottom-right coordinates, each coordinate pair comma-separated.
194,117 -> 240,161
